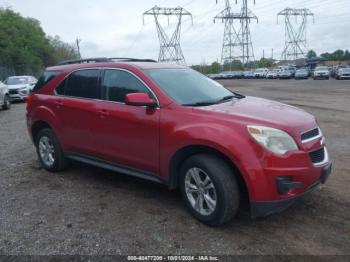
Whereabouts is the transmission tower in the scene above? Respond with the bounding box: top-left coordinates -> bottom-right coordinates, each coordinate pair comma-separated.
277,8 -> 314,61
143,6 -> 193,65
214,0 -> 258,68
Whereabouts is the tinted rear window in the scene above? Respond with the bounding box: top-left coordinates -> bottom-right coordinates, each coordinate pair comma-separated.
33,71 -> 61,91
56,69 -> 100,100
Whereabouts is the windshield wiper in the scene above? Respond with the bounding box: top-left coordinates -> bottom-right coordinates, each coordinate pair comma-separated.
183,101 -> 218,107
216,95 -> 235,103
183,93 -> 245,107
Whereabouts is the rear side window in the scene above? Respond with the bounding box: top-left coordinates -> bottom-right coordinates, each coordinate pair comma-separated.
56,69 -> 100,99
33,71 -> 60,92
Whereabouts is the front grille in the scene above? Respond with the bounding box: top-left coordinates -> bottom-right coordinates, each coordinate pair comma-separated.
301,128 -> 320,142
309,148 -> 325,164
9,90 -> 18,95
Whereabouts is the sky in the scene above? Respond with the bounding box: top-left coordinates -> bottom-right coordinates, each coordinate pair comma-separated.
0,0 -> 349,65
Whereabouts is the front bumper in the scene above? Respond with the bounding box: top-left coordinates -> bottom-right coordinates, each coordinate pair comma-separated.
279,75 -> 292,79
9,93 -> 28,101
9,88 -> 30,101
314,74 -> 329,79
251,163 -> 332,217
295,75 -> 308,79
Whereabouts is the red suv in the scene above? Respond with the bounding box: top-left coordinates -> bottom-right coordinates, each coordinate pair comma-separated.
26,58 -> 332,226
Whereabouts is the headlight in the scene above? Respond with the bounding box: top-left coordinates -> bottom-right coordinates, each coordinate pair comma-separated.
247,125 -> 298,155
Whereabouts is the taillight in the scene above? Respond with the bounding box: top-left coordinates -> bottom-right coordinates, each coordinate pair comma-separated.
26,95 -> 33,112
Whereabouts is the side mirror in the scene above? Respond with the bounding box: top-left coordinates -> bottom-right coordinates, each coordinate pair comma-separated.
125,93 -> 157,107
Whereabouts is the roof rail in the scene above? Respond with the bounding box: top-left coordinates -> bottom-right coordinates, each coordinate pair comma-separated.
56,57 -> 157,66
110,58 -> 158,63
56,58 -> 110,65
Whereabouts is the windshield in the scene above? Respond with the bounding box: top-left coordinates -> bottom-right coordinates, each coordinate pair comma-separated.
146,68 -> 237,106
4,77 -> 29,85
316,67 -> 328,70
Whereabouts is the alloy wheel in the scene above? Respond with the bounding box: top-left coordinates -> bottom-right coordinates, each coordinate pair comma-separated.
38,136 -> 55,167
185,167 -> 217,216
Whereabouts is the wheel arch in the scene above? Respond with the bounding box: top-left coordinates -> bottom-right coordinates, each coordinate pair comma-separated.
167,145 -> 250,209
31,120 -> 52,143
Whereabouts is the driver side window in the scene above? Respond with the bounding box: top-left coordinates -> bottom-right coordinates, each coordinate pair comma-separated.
102,69 -> 152,103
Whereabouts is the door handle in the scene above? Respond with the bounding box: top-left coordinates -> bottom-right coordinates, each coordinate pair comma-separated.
97,110 -> 109,118
54,100 -> 64,108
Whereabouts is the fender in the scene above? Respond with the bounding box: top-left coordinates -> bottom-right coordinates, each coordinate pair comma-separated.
160,122 -> 267,200
29,105 -> 64,145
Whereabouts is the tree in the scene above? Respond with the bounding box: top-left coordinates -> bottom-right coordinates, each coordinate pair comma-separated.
223,60 -> 243,71
307,50 -> 317,59
320,52 -> 332,61
344,50 -> 350,60
333,49 -> 345,61
257,58 -> 273,68
211,62 -> 221,73
48,36 -> 80,64
0,8 -> 79,79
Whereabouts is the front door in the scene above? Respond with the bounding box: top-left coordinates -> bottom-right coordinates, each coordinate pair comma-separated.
90,69 -> 160,174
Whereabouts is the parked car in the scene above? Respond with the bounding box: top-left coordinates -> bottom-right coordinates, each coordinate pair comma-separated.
334,65 -> 349,79
228,71 -> 243,79
278,69 -> 293,79
243,71 -> 255,79
265,69 -> 280,79
207,73 -> 222,80
254,68 -> 268,78
336,67 -> 350,80
313,66 -> 330,80
294,68 -> 309,80
279,65 -> 296,77
4,76 -> 38,101
0,81 -> 11,110
27,58 -> 332,226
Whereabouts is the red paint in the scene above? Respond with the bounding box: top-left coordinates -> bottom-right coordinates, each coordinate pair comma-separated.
27,62 -> 331,206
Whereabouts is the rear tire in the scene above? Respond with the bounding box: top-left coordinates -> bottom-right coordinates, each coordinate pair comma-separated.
179,154 -> 240,226
35,128 -> 69,172
2,95 -> 11,110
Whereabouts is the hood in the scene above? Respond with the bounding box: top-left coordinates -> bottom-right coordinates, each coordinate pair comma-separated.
339,68 -> 350,74
7,84 -> 28,90
193,96 -> 316,134
296,71 -> 308,75
280,71 -> 291,75
315,69 -> 329,73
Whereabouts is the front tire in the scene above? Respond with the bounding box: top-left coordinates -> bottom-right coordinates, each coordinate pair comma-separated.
2,95 -> 11,110
180,154 -> 240,226
35,128 -> 69,172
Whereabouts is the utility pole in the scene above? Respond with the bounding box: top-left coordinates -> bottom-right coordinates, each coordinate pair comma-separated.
277,8 -> 314,61
214,0 -> 258,69
271,48 -> 274,60
143,6 -> 193,65
76,38 -> 82,59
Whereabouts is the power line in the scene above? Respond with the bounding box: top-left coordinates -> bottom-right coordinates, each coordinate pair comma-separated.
214,0 -> 258,68
143,6 -> 193,65
277,8 -> 314,60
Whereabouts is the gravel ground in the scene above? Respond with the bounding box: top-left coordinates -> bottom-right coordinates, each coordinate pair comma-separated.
0,79 -> 349,256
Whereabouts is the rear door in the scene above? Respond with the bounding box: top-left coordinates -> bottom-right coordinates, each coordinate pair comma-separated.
54,69 -> 101,154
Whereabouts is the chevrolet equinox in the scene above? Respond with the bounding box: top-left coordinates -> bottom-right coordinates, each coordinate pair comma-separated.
26,58 -> 332,226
